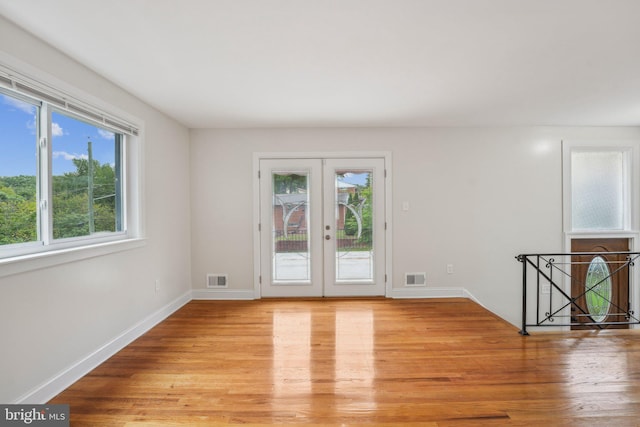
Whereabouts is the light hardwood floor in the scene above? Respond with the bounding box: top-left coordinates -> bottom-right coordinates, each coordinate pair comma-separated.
50,298 -> 640,426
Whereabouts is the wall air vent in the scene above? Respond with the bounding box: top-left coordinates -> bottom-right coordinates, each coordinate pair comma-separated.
405,272 -> 426,287
207,274 -> 228,288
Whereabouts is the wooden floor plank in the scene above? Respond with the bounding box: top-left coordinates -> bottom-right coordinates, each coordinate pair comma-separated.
50,298 -> 640,425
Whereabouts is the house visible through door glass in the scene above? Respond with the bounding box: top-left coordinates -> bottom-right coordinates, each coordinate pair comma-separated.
334,169 -> 374,282
271,171 -> 310,282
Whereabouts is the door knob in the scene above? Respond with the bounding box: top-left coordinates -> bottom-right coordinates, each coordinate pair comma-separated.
325,235 -> 331,240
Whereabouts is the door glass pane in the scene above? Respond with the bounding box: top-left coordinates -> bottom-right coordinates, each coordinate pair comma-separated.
0,93 -> 39,245
335,170 -> 373,281
272,172 -> 310,282
571,151 -> 624,230
585,256 -> 612,323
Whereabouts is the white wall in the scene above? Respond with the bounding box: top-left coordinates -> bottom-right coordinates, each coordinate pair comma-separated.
3,10 -> 640,406
190,127 -> 640,326
0,17 -> 192,403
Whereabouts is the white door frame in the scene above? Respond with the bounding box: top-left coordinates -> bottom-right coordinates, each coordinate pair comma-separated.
562,140 -> 640,330
252,151 -> 393,298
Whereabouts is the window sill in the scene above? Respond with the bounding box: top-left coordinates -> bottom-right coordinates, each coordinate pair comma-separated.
566,230 -> 639,237
0,238 -> 146,279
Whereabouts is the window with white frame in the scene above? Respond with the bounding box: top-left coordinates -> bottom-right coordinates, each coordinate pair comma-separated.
0,68 -> 140,259
564,142 -> 637,233
571,149 -> 627,231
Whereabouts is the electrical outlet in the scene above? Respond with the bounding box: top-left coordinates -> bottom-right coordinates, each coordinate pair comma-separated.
155,279 -> 160,293
447,264 -> 454,274
541,284 -> 551,294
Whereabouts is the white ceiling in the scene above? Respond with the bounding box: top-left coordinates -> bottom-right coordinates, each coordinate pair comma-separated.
1,0 -> 640,129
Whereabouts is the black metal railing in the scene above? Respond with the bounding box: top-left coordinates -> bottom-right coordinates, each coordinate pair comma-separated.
516,252 -> 640,335
274,229 -> 372,253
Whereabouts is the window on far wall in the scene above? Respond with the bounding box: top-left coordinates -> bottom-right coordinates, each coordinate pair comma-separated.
571,150 -> 626,231
0,73 -> 138,260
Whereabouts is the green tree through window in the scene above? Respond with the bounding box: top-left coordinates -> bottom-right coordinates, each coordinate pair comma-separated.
0,91 -> 124,250
51,111 -> 121,239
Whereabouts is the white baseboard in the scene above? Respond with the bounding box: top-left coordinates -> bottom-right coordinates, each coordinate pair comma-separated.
388,286 -> 469,299
462,288 -> 486,307
15,290 -> 192,404
192,288 -> 256,300
193,286 -> 469,301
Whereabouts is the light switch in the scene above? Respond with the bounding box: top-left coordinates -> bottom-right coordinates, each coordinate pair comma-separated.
402,201 -> 409,211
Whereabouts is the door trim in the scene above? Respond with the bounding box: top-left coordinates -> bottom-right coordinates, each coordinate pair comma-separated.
252,151 -> 393,298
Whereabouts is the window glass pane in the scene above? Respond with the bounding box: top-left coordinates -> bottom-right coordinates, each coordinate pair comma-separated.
51,111 -> 122,239
0,93 -> 38,245
571,151 -> 624,230
335,170 -> 373,281
272,172 -> 310,282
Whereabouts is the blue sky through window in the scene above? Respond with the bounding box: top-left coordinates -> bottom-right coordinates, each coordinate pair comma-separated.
51,111 -> 115,176
340,172 -> 369,186
0,93 -> 37,177
1,93 -> 116,177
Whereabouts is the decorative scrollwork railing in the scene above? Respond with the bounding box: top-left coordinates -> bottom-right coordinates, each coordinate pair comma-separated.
516,252 -> 640,335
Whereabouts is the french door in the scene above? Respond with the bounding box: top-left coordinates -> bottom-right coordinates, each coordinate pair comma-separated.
259,158 -> 386,297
